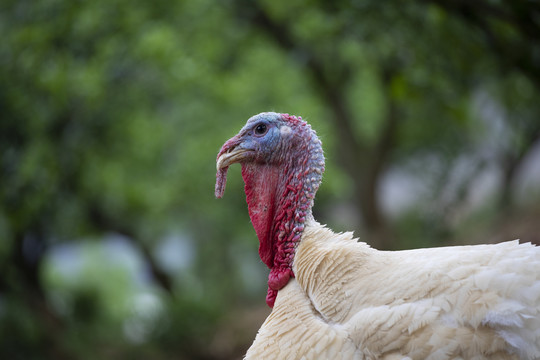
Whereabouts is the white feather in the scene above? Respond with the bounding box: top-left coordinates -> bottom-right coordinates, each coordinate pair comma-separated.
245,221 -> 540,359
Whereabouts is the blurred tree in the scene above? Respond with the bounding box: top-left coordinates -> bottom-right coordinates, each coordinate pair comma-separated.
0,0 -> 539,359
230,0 -> 540,247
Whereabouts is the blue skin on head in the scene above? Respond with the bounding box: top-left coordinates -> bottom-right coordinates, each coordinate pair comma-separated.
235,112 -> 289,165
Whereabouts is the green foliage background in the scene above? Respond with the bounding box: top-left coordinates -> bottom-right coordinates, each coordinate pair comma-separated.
1,0 -> 539,359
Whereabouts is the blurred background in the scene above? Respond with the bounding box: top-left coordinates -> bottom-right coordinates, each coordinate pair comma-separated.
1,0 -> 540,359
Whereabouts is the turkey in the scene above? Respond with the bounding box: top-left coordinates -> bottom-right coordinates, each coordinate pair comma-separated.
215,112 -> 540,359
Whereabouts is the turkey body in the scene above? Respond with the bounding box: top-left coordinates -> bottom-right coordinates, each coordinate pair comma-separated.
246,220 -> 540,359
215,112 -> 540,360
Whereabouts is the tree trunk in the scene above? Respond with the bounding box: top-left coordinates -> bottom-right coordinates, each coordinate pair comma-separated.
234,2 -> 402,247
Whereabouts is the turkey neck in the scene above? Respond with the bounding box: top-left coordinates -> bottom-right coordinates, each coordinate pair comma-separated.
241,122 -> 324,307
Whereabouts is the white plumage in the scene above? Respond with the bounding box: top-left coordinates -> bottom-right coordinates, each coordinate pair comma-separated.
215,112 -> 540,359
246,221 -> 540,359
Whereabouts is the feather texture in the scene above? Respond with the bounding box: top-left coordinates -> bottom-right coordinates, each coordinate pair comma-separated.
215,112 -> 540,359
246,220 -> 540,359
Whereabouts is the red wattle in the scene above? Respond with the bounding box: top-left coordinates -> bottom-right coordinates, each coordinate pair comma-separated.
266,288 -> 278,308
242,164 -> 279,268
268,267 -> 294,290
228,113 -> 324,308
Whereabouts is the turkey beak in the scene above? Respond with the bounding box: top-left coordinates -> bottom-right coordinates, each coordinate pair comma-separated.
216,134 -> 252,170
215,134 -> 253,198
216,147 -> 251,170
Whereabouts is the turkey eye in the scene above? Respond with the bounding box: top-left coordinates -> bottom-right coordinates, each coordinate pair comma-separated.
254,123 -> 268,136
